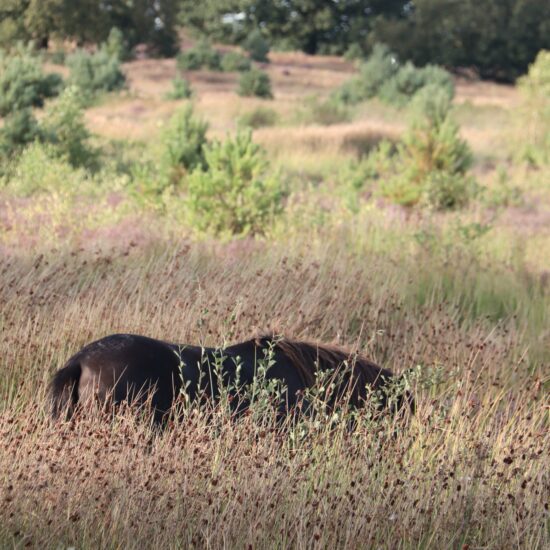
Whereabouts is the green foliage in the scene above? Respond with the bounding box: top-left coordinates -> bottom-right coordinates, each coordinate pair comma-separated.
4,141 -> 88,196
0,46 -> 63,116
104,27 -> 131,61
40,86 -> 96,169
516,50 -> 550,166
237,106 -> 278,129
238,69 -> 273,99
161,104 -> 209,184
335,44 -> 454,108
0,108 -> 42,161
0,0 -> 179,58
176,40 -> 221,71
379,63 -> 454,107
334,44 -> 398,104
371,0 -> 550,82
220,51 -> 251,72
364,86 -> 477,210
244,29 -> 270,63
165,76 -> 193,100
343,43 -> 364,62
185,130 -> 286,236
67,48 -> 126,100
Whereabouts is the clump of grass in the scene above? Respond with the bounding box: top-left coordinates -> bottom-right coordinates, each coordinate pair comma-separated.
237,106 -> 278,129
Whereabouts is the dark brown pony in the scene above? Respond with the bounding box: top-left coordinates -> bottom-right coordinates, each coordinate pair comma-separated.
49,333 -> 413,422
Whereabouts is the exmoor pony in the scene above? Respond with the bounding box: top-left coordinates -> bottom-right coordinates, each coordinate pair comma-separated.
50,333 -> 413,423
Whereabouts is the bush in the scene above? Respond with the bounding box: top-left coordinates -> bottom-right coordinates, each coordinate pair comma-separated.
186,130 -> 286,236
516,50 -> 550,166
40,86 -> 96,169
165,76 -> 192,100
237,107 -> 278,129
67,48 -> 126,99
0,108 -> 41,161
176,40 -> 221,71
104,27 -> 131,61
375,86 -> 475,209
238,69 -> 273,98
5,141 -> 88,196
421,171 -> 475,210
221,51 -> 251,72
343,43 -> 364,62
244,30 -> 270,63
334,44 -> 454,108
161,104 -> 209,184
380,63 -> 454,107
334,44 -> 398,105
0,46 -> 63,116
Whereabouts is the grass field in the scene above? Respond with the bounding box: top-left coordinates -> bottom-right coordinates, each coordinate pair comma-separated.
0,46 -> 549,548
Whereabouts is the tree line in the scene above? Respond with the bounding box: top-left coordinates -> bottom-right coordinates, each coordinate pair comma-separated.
1,0 -> 548,81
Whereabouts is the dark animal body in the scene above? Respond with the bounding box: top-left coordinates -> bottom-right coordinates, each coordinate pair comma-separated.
49,334 -> 411,422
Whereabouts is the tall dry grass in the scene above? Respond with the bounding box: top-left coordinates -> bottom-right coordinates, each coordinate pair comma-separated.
0,232 -> 548,548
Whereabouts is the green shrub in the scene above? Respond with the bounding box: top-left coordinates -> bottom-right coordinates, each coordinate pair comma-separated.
343,43 -> 364,62
516,50 -> 550,166
221,51 -> 251,72
334,44 -> 398,105
238,69 -> 273,99
421,171 -> 475,210
0,46 -> 63,116
0,108 -> 41,161
297,96 -> 350,126
67,48 -> 126,99
161,104 -> 209,184
237,106 -> 278,129
186,130 -> 286,236
376,86 -> 475,209
176,40 -> 221,71
380,63 -> 454,107
5,141 -> 88,196
104,27 -> 131,61
165,76 -> 192,100
50,49 -> 66,66
244,30 -> 270,63
40,86 -> 96,169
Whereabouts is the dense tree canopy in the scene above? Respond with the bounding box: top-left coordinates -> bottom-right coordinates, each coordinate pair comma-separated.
0,0 -> 179,56
179,0 -> 550,81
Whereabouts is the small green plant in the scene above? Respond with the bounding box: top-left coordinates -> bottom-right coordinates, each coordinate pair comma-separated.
165,76 -> 192,100
238,69 -> 273,99
0,108 -> 41,161
40,86 -> 96,169
516,50 -> 550,166
243,29 -> 270,63
185,130 -> 286,236
377,86 -> 475,209
333,44 -> 398,104
343,43 -> 364,62
221,51 -> 251,72
67,48 -> 126,100
5,141 -> 88,196
161,104 -> 209,184
0,46 -> 63,116
104,27 -> 131,61
237,106 -> 278,129
176,40 -> 221,71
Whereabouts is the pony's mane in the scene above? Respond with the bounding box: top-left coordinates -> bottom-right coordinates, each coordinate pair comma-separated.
255,335 -> 393,404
